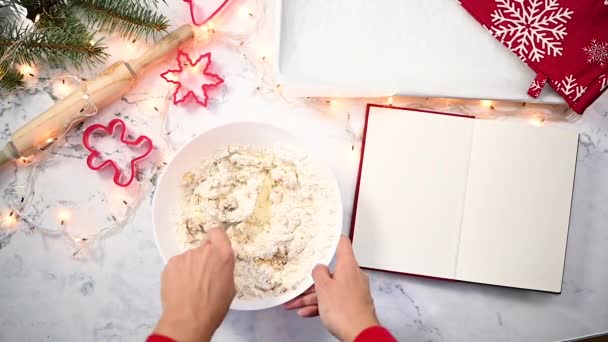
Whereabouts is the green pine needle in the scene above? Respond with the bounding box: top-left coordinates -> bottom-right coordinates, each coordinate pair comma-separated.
71,0 -> 169,40
0,62 -> 25,91
136,0 -> 166,9
0,0 -> 169,91
0,19 -> 109,69
36,5 -> 89,36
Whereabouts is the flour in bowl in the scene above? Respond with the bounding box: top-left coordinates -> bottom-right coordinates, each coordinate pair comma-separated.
178,145 -> 340,299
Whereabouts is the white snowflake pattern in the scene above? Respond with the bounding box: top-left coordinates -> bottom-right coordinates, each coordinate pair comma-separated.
583,39 -> 608,67
530,80 -> 543,92
528,79 -> 545,97
490,0 -> 573,62
557,75 -> 587,102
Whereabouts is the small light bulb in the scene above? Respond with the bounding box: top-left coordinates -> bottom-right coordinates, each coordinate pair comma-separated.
59,210 -> 70,222
480,100 -> 493,108
259,47 -> 272,61
18,64 -> 34,77
530,115 -> 545,126
89,40 -> 95,46
45,138 -> 55,144
388,96 -> 394,106
3,212 -> 16,226
327,99 -> 341,108
55,82 -> 71,96
59,210 -> 70,220
195,25 -> 210,39
34,14 -> 40,23
239,6 -> 251,17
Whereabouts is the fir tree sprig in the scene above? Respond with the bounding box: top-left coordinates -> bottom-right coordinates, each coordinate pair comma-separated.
136,0 -> 166,9
0,0 -> 169,91
0,19 -> 108,69
71,0 -> 169,40
36,5 -> 89,35
0,61 -> 24,90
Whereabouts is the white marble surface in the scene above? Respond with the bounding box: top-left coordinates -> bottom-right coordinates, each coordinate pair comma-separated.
1,1 -> 608,341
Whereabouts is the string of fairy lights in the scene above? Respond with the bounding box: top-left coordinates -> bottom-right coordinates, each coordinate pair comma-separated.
0,0 -> 271,257
0,0 -> 579,257
1,71 -> 151,257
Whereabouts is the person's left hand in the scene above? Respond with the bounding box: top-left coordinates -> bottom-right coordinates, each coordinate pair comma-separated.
153,227 -> 236,342
283,285 -> 319,317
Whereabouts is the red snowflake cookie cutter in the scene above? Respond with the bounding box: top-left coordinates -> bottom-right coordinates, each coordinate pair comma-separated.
184,0 -> 230,26
160,49 -> 224,107
83,119 -> 153,187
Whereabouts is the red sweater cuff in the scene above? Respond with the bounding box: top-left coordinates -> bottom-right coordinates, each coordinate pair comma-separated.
146,334 -> 175,342
354,325 -> 397,342
148,327 -> 396,342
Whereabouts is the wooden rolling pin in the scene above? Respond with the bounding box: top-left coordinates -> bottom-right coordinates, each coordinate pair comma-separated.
0,24 -> 195,165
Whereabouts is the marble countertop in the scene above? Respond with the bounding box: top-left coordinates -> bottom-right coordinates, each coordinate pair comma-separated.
1,1 -> 608,341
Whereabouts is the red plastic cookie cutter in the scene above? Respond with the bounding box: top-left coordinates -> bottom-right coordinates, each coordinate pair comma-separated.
184,0 -> 230,26
82,119 -> 153,187
160,49 -> 224,107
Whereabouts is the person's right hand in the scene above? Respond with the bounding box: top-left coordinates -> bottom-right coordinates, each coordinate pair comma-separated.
153,227 -> 236,342
283,236 -> 379,342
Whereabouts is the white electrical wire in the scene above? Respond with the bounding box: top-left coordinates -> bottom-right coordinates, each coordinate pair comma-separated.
0,0 -> 578,258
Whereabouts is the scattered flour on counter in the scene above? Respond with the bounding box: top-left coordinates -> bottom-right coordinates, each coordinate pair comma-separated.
178,145 -> 340,299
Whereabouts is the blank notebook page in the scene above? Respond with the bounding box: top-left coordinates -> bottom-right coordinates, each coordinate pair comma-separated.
456,120 -> 578,292
352,106 -> 578,292
352,107 -> 474,279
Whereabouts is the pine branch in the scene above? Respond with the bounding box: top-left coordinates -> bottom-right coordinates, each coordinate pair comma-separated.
70,0 -> 169,40
0,62 -> 24,90
0,0 -> 167,91
135,0 -> 165,9
36,4 -> 88,36
0,18 -> 109,69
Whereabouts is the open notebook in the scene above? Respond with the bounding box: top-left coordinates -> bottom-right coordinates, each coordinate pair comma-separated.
350,105 -> 579,293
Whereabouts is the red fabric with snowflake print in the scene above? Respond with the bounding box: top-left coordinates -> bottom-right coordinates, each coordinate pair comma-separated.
458,0 -> 608,114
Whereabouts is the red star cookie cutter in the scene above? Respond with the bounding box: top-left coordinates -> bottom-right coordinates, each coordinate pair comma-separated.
184,0 -> 230,26
160,49 -> 224,107
83,119 -> 153,187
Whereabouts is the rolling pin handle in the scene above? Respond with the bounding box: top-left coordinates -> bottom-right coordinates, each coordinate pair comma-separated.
0,142 -> 20,166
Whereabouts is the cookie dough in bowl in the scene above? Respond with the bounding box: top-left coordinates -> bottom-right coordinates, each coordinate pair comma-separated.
152,123 -> 342,310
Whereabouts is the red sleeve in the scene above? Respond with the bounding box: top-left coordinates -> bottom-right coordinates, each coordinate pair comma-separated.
146,334 -> 175,342
354,325 -> 397,342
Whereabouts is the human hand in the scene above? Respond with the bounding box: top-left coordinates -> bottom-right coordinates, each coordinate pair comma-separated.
283,236 -> 379,342
153,228 -> 236,342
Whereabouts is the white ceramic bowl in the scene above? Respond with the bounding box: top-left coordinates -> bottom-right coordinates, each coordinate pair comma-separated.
152,122 -> 343,310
